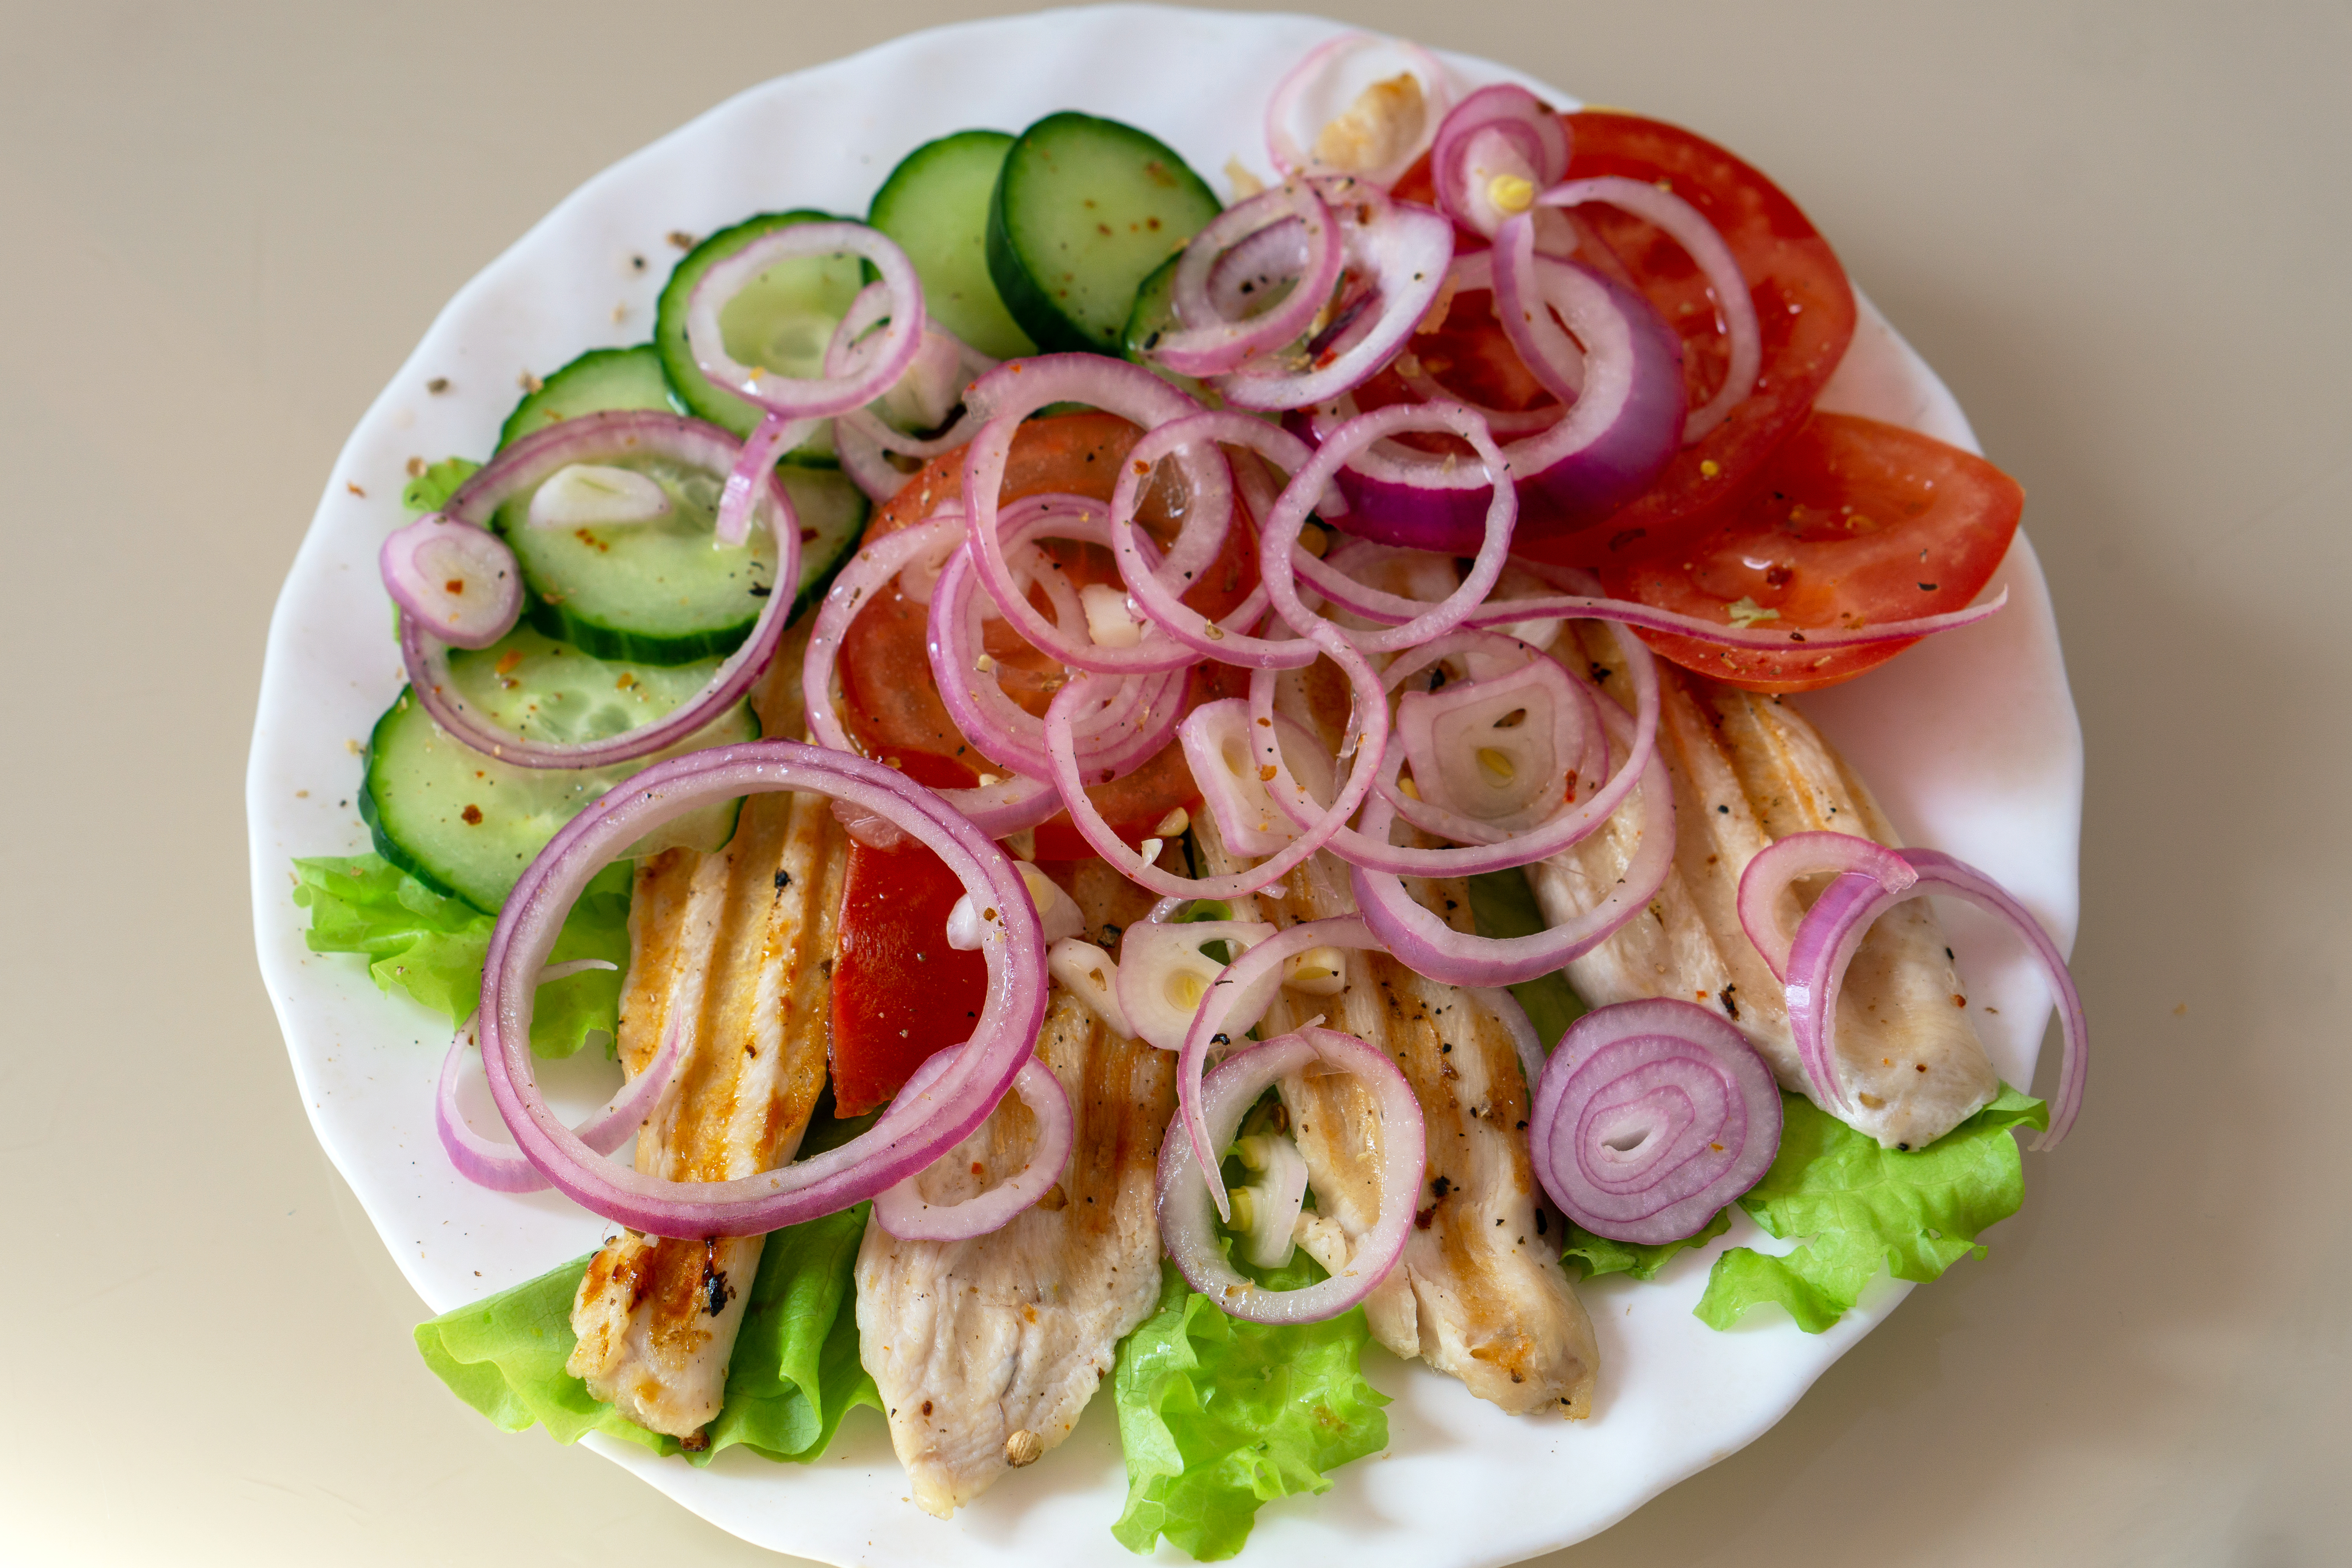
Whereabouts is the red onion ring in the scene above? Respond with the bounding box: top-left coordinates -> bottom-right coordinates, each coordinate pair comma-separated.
958,356 -> 1236,671
714,412 -> 815,548
476,740 -> 1047,1238
434,964 -> 679,1194
1783,843 -> 2087,1149
379,513 -> 523,651
870,1047 -> 1074,1241
1117,912 -> 1280,1056
1170,916 -> 1384,1218
409,412 -> 800,771
1527,997 -> 1781,1246
801,514 -> 1066,838
684,220 -> 926,421
1215,183 -> 1455,412
1177,698 -> 1334,857
1537,175 -> 1760,442
1156,183 -> 1344,377
1393,648 -> 1605,836
1157,1026 -> 1424,1324
1430,83 -> 1571,238
1735,831 -> 1920,981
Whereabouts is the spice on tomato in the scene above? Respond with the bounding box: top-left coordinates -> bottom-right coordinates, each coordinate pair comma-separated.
828,835 -> 991,1116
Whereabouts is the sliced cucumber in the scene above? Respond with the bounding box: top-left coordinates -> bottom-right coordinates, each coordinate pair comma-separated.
360,629 -> 760,913
498,344 -> 679,450
869,130 -> 1037,361
986,112 -> 1221,354
1120,251 -> 1208,399
492,410 -> 869,664
655,210 -> 869,459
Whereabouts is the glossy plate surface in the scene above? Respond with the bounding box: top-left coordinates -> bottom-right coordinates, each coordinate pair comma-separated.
246,8 -> 2081,1564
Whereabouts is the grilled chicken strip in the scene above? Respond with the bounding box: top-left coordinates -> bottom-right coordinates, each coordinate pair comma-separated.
1192,661 -> 1599,1419
568,635 -> 848,1441
857,860 -> 1174,1516
1526,624 -> 1999,1151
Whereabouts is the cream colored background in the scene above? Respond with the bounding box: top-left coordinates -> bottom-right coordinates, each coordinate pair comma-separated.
2,2 -> 2344,1563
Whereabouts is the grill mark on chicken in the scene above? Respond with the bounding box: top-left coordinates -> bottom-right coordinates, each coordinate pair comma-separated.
1193,668 -> 1598,1418
568,628 -> 847,1439
856,861 -> 1172,1515
1525,624 -> 1998,1150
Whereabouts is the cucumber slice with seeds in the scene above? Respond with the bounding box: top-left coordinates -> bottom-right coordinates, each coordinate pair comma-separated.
360,629 -> 759,913
987,113 -> 1221,354
499,345 -> 679,450
655,210 -> 868,459
869,130 -> 1037,361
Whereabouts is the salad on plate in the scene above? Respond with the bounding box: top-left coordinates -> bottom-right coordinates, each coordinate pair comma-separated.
253,12 -> 2085,1565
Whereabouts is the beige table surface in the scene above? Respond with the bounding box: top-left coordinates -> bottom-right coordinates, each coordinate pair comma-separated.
4,1 -> 2346,1563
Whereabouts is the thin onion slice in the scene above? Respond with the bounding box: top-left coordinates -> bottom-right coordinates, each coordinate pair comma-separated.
685,220 -> 926,421
1156,183 -> 1344,377
871,1048 -> 1073,1241
1157,1026 -> 1424,1324
1430,83 -> 1571,238
1171,916 -> 1383,1218
379,514 -> 523,651
1178,699 -> 1335,857
1528,997 -> 1780,1246
1537,175 -> 1760,441
1117,913 -> 1279,1054
477,740 -> 1047,1239
1265,31 -> 1454,188
1783,842 -> 2087,1149
1736,831 -> 1920,981
408,411 -> 800,770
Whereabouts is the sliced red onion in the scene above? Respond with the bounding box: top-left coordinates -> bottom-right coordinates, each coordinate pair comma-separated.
435,963 -> 677,1195
1158,1026 -> 1423,1325
1155,183 -> 1343,377
410,412 -> 799,770
957,356 -> 1236,674
1430,83 -> 1571,238
1783,844 -> 2087,1149
1396,653 -> 1600,835
871,1049 -> 1073,1241
801,514 -> 1066,838
1265,31 -> 1454,188
1537,175 -> 1759,442
949,860 -> 1085,950
1171,916 -> 1383,1216
1527,997 -> 1781,1246
1736,831 -> 1920,982
477,740 -> 1047,1238
1116,913 -> 1279,1053
714,412 -> 815,548
1259,401 -> 1517,654
1107,410 -> 1321,671
685,221 -> 925,421
379,514 -> 523,651
1378,630 -> 1609,845
1216,184 -> 1455,411
1178,699 -> 1334,857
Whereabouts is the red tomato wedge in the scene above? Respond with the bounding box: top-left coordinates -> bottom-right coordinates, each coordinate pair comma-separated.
1597,412 -> 2023,693
833,411 -> 1254,858
1388,111 -> 1858,566
828,835 -> 992,1116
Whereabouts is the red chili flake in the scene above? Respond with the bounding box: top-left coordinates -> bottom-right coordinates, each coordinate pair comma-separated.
461,804 -> 484,825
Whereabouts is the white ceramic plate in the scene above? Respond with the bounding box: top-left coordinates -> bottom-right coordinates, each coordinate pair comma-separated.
246,7 -> 2082,1565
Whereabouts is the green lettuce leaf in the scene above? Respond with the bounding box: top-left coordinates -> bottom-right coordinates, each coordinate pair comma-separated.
290,853 -> 628,1058
413,1203 -> 878,1465
401,455 -> 481,513
1111,1259 -> 1388,1561
1466,867 -> 1586,1049
1563,1207 -> 1731,1282
1695,1086 -> 2048,1334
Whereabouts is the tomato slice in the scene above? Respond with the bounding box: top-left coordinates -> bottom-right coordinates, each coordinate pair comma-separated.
1388,111 -> 1857,566
828,835 -> 992,1116
1597,412 -> 2023,693
834,411 -> 1255,858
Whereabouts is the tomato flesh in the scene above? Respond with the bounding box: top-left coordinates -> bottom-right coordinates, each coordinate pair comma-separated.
1389,111 -> 1857,566
828,835 -> 992,1116
1598,412 -> 2023,692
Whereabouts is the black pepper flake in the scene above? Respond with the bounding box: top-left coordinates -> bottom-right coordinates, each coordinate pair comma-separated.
774,869 -> 792,891
1430,1175 -> 1451,1198
1897,1142 -> 1911,1152
1717,804 -> 1731,814
1918,582 -> 1939,592
1719,984 -> 1739,1020
749,583 -> 772,597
